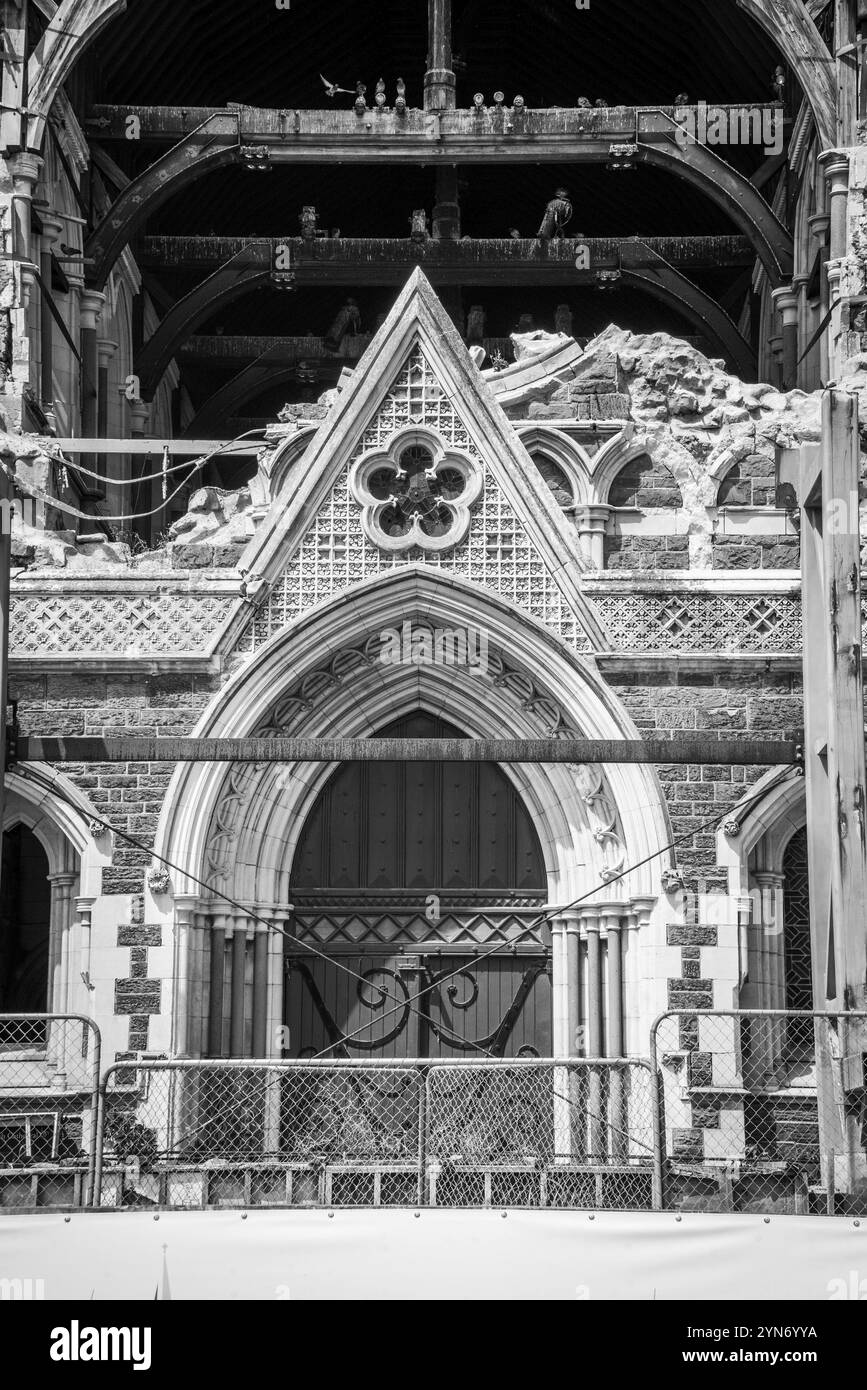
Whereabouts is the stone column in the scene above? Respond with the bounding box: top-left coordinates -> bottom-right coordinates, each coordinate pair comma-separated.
74,895 -> 96,1005
129,398 -> 150,438
47,872 -> 78,1078
127,398 -> 152,541
266,908 -> 291,1057
549,914 -> 570,1057
575,504 -> 611,570
565,911 -> 581,1056
792,273 -> 812,390
602,906 -> 625,1162
96,338 -> 120,515
97,338 -> 118,437
769,334 -> 784,388
47,872 -> 77,1013
229,916 -> 249,1058
580,907 -> 605,1159
191,909 -> 209,1058
172,895 -> 199,1057
38,212 -> 65,417
78,289 -> 106,513
825,260 -> 846,380
819,151 -> 849,260
771,285 -> 799,390
809,211 -> 831,382
8,152 -> 42,307
207,913 -> 228,1058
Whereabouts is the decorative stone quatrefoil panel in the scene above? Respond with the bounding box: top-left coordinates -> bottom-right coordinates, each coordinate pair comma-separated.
349,426 -> 483,553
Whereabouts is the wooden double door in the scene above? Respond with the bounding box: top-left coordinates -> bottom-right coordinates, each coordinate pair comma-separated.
284,950 -> 551,1059
286,713 -> 552,1058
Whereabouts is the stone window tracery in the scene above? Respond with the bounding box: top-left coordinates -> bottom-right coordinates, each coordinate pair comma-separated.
350,427 -> 483,554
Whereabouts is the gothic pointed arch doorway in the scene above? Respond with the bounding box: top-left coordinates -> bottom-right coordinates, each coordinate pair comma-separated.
285,713 -> 552,1058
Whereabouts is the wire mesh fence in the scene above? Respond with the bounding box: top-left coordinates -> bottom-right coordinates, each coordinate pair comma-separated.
0,1015 -> 102,1207
425,1060 -> 656,1210
4,1009 -> 864,1214
94,1057 -> 654,1210
650,1010 -> 867,1216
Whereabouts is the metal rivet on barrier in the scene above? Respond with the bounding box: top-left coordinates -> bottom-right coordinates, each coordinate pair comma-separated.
763,1217 -> 770,1224
855,1220 -> 861,1228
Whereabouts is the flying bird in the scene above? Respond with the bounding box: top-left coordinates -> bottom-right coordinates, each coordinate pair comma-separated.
320,74 -> 353,98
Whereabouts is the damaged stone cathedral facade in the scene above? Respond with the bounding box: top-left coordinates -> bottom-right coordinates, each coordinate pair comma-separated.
0,0 -> 865,1211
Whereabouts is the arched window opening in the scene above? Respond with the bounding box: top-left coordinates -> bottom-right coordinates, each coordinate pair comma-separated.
0,825 -> 51,1016
531,453 -> 573,510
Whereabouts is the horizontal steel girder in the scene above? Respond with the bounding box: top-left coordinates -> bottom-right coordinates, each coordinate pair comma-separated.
17,736 -> 802,766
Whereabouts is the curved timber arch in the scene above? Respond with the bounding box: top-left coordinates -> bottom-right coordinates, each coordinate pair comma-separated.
619,264 -> 757,380
636,140 -> 793,286
185,355 -> 317,437
26,0 -> 127,151
136,244 -> 272,400
85,114 -> 241,290
733,0 -> 835,148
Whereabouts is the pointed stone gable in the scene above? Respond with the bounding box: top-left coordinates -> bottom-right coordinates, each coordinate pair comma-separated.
231,270 -> 606,656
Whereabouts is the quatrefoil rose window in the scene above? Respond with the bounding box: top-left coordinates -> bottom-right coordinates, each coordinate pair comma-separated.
349,428 -> 483,553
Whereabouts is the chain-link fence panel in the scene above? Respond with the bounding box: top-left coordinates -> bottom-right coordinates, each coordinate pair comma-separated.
651,1010 -> 867,1216
96,1060 -> 425,1210
95,1057 -> 657,1210
425,1060 -> 656,1209
0,1014 -> 102,1208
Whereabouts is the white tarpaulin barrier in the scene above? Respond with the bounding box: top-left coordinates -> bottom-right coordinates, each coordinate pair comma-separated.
0,1210 -> 864,1300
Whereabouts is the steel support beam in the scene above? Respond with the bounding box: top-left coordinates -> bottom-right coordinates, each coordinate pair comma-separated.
17,736 -> 801,765
84,114 -> 241,289
82,106 -> 793,285
136,243 -> 272,400
138,234 -> 756,274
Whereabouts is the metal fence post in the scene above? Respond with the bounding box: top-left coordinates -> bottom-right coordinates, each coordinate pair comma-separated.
92,1064 -> 114,1208
85,1020 -> 101,1208
648,1013 -> 666,1211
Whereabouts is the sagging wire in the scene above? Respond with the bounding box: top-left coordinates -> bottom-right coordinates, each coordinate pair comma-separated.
2,429 -> 268,525
24,760 -> 798,1058
20,762 -> 799,1154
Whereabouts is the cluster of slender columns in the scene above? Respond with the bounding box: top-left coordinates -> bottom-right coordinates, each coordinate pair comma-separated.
174,901 -> 288,1059
46,874 -> 92,1079
772,150 -> 849,388
550,899 -> 653,1060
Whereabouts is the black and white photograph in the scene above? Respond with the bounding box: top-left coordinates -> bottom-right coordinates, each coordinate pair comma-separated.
0,0 -> 863,1356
